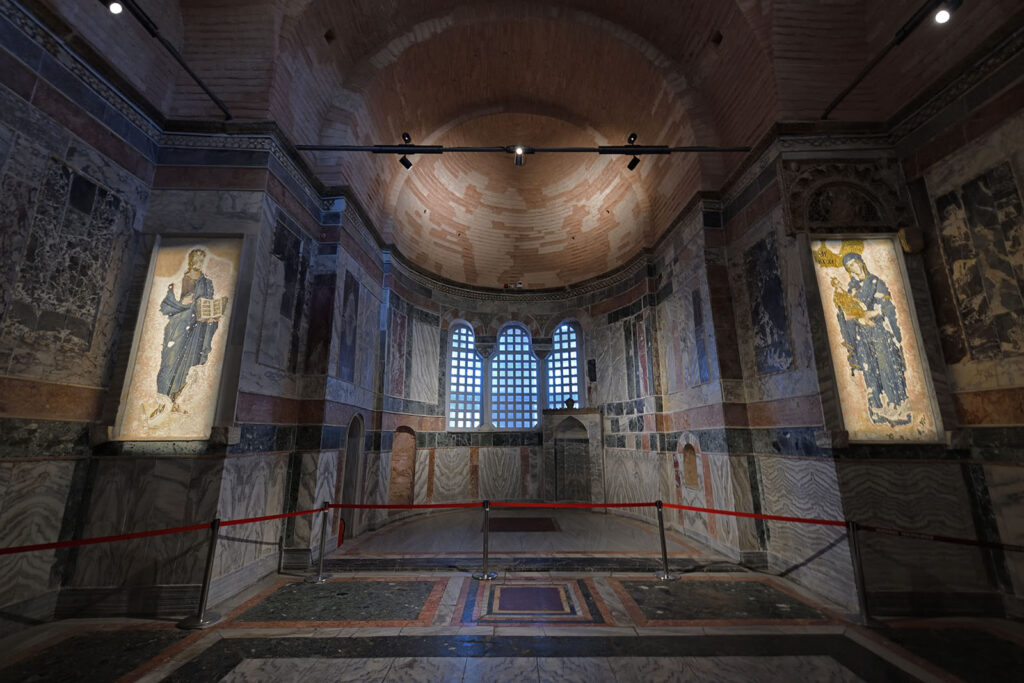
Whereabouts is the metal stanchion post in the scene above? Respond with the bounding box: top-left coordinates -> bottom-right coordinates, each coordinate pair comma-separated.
178,518 -> 222,629
653,500 -> 677,580
306,502 -> 332,584
472,500 -> 497,580
847,520 -> 872,624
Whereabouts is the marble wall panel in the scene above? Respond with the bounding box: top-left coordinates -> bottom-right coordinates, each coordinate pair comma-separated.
478,448 -> 520,501
413,449 -> 431,504
603,450 -> 658,523
985,463 -> 1024,599
214,454 -> 288,579
388,431 -> 416,506
706,453 -> 738,549
836,461 -> 990,595
432,448 -> 473,502
356,286 -> 381,393
361,450 -> 390,530
592,324 -> 627,405
0,460 -> 74,607
408,320 -> 440,404
758,456 -> 856,610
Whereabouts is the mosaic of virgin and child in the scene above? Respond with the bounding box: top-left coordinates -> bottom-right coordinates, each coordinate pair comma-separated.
815,240 -> 911,427
150,247 -> 229,417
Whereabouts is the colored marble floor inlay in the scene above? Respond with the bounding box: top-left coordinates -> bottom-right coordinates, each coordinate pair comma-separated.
229,578 -> 446,626
612,576 -> 828,625
456,578 -> 611,625
0,628 -> 187,683
488,516 -> 560,532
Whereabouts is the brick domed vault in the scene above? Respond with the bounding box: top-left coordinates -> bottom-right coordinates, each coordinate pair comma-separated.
284,1 -> 772,289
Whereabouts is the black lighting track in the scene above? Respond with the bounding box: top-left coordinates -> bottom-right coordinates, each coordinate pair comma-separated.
294,144 -> 751,155
97,0 -> 233,120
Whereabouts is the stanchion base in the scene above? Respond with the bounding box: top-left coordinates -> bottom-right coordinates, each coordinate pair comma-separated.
472,571 -> 498,581
177,611 -> 222,630
305,574 -> 331,584
653,571 -> 677,581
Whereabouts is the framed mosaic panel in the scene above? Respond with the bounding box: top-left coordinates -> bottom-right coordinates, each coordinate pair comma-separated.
810,235 -> 943,442
114,236 -> 242,441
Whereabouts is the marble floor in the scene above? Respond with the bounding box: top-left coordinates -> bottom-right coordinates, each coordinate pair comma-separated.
2,510 -> 1023,681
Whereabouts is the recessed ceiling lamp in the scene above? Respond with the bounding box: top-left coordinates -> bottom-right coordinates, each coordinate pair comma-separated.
934,0 -> 961,23
626,132 -> 640,171
108,1 -> 123,13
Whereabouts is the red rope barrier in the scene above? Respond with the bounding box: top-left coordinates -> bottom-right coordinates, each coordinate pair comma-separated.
220,507 -> 323,527
328,502 -> 480,510
490,501 -> 657,509
0,522 -> 210,556
858,523 -> 1024,553
3,499 -> 1021,556
662,502 -> 847,528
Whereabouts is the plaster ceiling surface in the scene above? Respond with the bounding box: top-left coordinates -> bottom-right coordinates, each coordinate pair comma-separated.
51,0 -> 1024,289
291,1 -> 751,289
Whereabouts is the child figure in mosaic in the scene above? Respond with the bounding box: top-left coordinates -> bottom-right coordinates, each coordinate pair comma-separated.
152,248 -> 227,416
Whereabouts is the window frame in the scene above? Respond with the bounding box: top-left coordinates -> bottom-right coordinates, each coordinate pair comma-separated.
545,320 -> 585,410
445,322 -> 484,431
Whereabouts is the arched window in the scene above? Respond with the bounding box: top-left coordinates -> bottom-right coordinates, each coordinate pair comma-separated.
490,325 -> 539,429
546,322 -> 581,409
447,324 -> 482,429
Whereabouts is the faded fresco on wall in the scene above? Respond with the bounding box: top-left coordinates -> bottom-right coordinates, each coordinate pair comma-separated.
933,161 -> 1024,360
811,237 -> 942,441
117,238 -> 241,440
744,232 -> 794,374
338,271 -> 359,383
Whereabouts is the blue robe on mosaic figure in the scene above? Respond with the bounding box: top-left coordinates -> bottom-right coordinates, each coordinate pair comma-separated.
835,252 -> 910,426
156,251 -> 219,409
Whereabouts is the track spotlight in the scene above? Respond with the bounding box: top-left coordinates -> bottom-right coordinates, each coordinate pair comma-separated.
514,146 -> 525,167
108,1 -> 123,14
627,156 -> 640,171
402,132 -> 412,144
627,132 -> 637,145
934,0 -> 962,23
399,155 -> 412,170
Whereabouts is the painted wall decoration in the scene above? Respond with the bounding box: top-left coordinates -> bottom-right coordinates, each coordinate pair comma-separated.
338,270 -> 360,382
744,232 -> 794,374
116,238 -> 242,440
811,237 -> 942,441
933,161 -> 1024,360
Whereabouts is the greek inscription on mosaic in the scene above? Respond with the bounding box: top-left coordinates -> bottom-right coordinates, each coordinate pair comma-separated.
811,237 -> 942,442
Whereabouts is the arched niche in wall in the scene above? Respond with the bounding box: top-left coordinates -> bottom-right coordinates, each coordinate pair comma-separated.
388,426 -> 416,509
339,414 -> 364,539
553,416 -> 590,502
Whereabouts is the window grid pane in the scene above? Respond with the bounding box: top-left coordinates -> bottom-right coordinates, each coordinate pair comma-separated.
447,326 -> 482,429
547,324 -> 581,409
491,327 -> 539,429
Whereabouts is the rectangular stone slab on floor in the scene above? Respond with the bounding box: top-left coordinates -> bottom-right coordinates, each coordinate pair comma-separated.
618,579 -> 825,621
233,580 -> 437,622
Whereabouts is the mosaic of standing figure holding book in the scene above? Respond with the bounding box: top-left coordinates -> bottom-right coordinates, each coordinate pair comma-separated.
153,248 -> 228,416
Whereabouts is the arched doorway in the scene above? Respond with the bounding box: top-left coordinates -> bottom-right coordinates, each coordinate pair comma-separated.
388,427 -> 416,511
340,415 -> 364,539
553,417 -> 590,501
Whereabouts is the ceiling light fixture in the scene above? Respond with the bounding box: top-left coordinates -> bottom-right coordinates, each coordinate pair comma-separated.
626,132 -> 640,171
822,0 -> 966,119
514,146 -> 526,167
398,133 -> 414,169
108,2 -> 123,13
399,155 -> 412,170
934,0 -> 961,23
